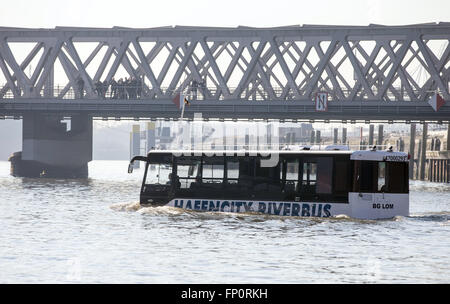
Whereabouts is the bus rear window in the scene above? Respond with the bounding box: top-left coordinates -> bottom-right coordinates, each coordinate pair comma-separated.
353,160 -> 408,193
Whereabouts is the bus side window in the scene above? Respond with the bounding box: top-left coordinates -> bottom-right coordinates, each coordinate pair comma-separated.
202,159 -> 224,184
176,160 -> 200,189
300,160 -> 317,196
353,161 -> 380,193
317,157 -> 333,194
226,160 -> 239,184
334,159 -> 351,195
378,162 -> 386,192
302,162 -> 317,186
285,159 -> 299,191
386,162 -> 409,193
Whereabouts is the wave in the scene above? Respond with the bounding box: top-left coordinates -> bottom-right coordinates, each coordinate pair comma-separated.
409,211 -> 450,222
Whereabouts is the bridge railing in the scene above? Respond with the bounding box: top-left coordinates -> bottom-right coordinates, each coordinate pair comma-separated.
0,84 -> 431,102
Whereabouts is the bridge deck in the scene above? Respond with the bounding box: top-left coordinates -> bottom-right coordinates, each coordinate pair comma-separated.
1,98 -> 449,122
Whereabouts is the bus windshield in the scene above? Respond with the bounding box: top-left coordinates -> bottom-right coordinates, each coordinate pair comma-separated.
145,163 -> 173,185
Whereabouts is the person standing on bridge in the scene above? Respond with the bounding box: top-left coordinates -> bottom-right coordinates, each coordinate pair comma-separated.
94,80 -> 102,98
77,77 -> 84,99
136,76 -> 143,99
118,78 -> 125,99
102,80 -> 109,98
110,77 -> 118,99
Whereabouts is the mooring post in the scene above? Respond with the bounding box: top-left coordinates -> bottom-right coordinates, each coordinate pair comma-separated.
417,139 -> 422,180
130,124 -> 140,169
377,125 -> 384,150
447,122 -> 450,151
342,127 -> 347,145
315,130 -> 321,146
146,122 -> 155,152
368,124 -> 374,146
420,123 -> 428,181
409,123 -> 416,180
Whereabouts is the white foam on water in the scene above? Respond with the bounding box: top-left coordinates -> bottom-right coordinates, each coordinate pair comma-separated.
109,201 -> 142,212
137,205 -> 186,215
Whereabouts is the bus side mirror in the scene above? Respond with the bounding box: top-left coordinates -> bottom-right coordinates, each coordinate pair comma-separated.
128,163 -> 134,173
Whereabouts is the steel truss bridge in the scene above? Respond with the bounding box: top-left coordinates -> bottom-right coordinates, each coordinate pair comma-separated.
0,23 -> 449,122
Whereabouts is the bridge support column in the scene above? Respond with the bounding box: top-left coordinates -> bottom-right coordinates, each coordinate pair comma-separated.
420,123 -> 428,181
333,128 -> 338,144
9,113 -> 92,178
409,123 -> 416,180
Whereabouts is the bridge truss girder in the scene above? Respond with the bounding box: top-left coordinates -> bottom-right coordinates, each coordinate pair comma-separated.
0,24 -> 449,102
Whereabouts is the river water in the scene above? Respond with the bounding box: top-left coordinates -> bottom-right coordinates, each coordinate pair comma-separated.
0,160 -> 449,283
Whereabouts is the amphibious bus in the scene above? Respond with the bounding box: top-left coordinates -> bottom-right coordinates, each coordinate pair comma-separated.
128,147 -> 409,220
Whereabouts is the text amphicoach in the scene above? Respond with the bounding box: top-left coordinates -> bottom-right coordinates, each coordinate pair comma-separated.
128,147 -> 409,220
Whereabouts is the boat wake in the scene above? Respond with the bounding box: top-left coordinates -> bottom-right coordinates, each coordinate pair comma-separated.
109,202 -> 387,223
109,201 -> 142,212
109,201 -> 185,215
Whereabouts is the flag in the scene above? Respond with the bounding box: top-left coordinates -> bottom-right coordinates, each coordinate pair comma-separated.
184,97 -> 190,106
172,92 -> 183,109
428,92 -> 445,112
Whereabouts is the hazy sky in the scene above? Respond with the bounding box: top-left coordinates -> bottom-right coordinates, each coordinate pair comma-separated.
1,0 -> 449,28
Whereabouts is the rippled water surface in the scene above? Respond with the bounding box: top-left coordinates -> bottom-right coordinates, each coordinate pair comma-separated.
0,160 -> 449,283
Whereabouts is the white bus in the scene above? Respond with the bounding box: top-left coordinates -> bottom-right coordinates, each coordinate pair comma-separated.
129,147 -> 409,220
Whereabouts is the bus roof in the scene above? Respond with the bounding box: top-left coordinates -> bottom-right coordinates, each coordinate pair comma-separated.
145,148 -> 408,162
350,150 -> 409,162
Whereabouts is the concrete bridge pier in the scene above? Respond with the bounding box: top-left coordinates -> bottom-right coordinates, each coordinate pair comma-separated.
9,113 -> 92,178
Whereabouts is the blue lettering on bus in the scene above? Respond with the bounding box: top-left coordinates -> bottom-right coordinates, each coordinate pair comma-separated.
323,204 -> 331,217
220,201 -> 230,211
301,204 -> 310,216
172,200 -> 333,218
311,204 -> 316,217
273,203 -> 283,215
283,203 -> 291,216
208,201 -> 217,212
258,202 -> 266,213
243,202 -> 253,212
174,200 -> 183,208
